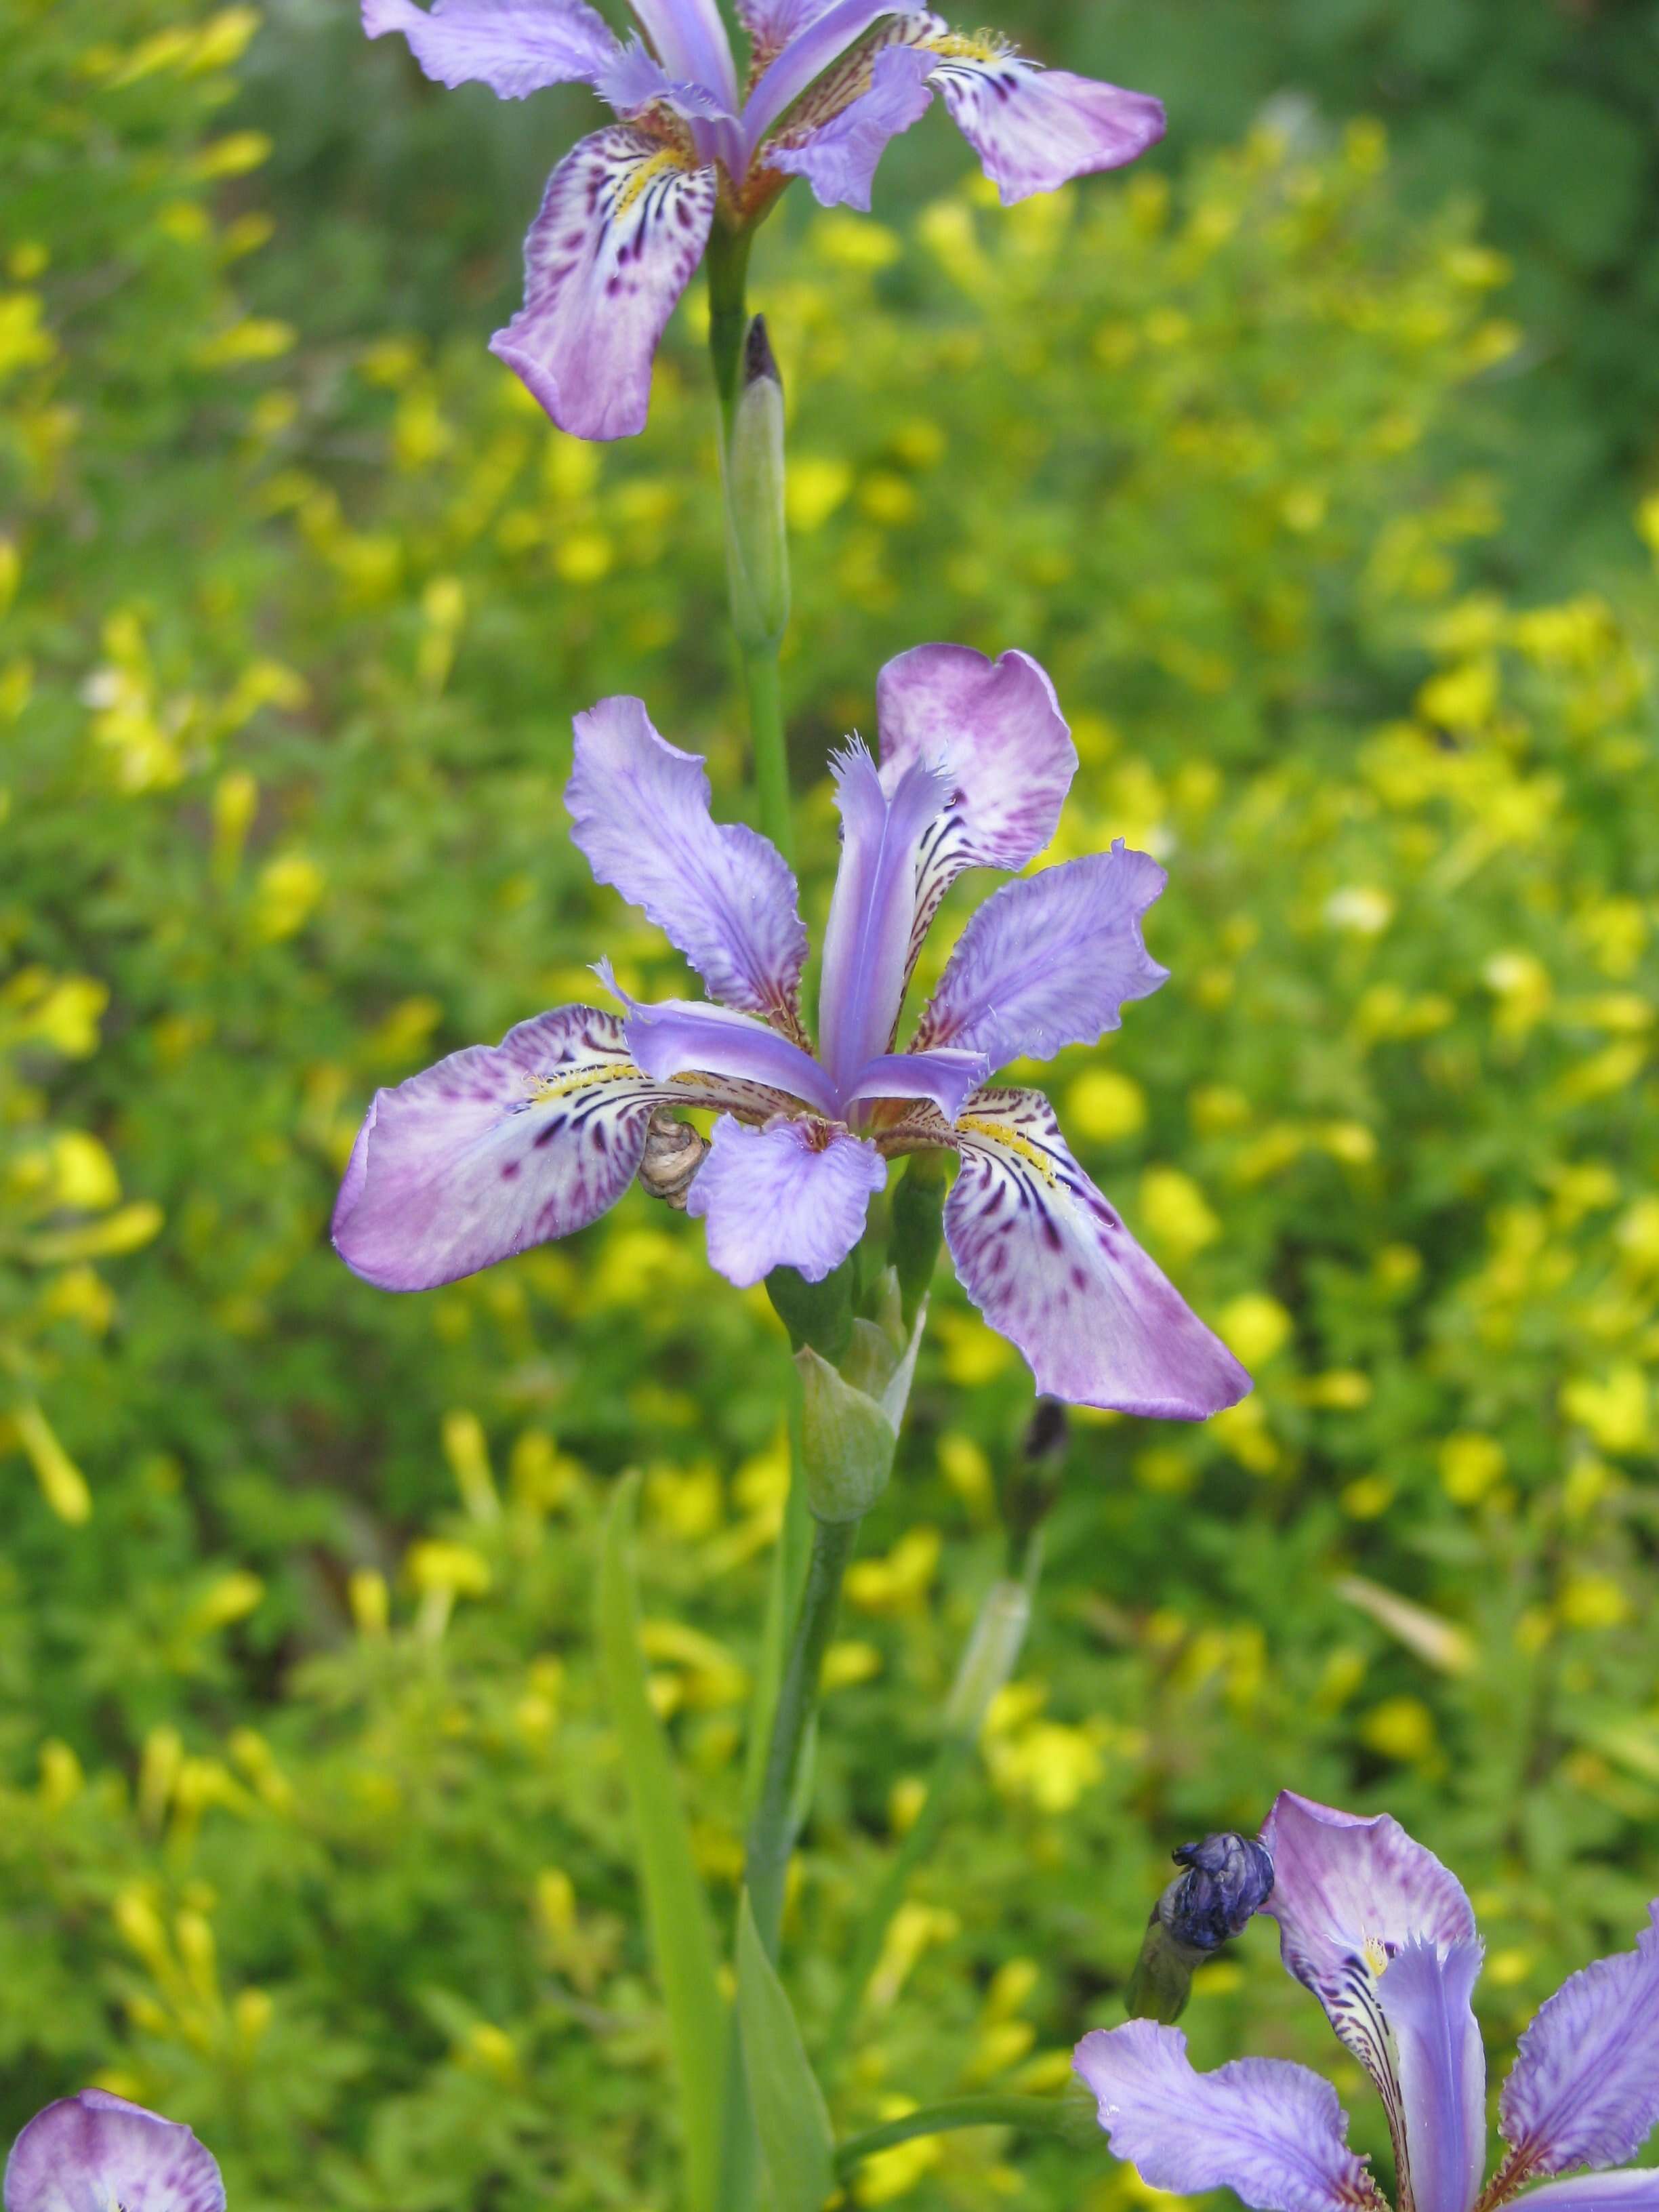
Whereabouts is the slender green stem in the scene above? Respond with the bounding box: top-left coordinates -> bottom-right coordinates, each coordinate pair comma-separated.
740,645 -> 792,863
705,222 -> 754,434
745,1511 -> 861,1957
834,2097 -> 1073,2177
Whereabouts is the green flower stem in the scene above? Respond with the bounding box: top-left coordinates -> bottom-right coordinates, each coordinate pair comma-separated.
706,220 -> 754,434
739,643 -> 792,864
823,1530 -> 1044,2072
744,1511 -> 862,1958
834,2097 -> 1073,2177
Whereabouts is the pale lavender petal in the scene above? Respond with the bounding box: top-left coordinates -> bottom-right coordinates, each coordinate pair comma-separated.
568,695 -> 807,1023
930,49 -> 1165,205
684,1115 -> 885,1286
916,844 -> 1168,1071
619,994 -> 839,1118
1260,1793 -> 1481,2212
333,1005 -> 730,1291
630,0 -> 739,108
362,0 -> 617,98
876,643 -> 1078,981
1074,2019 -> 1373,2212
5,2089 -> 225,2212
735,0 -> 838,58
946,1087 -> 1250,1417
844,1045 -> 988,1122
741,0 -> 905,156
769,43 -> 935,209
598,35 -> 734,124
1500,1904 -> 1659,2176
489,127 -> 714,441
1384,1938 -> 1488,2212
817,742 -> 952,1097
1519,2178 -> 1659,2212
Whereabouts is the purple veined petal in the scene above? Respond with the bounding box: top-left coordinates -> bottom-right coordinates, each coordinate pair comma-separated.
5,2089 -> 225,2212
489,127 -> 715,441
568,695 -> 808,1023
1382,1938 -> 1488,2212
683,1115 -> 886,1286
628,0 -> 740,110
915,843 -> 1168,1071
735,0 -> 840,62
876,642 -> 1078,986
331,1004 -> 761,1292
945,1086 -> 1250,1417
1260,1794 -> 1483,2212
1515,2179 -> 1659,2212
769,41 -> 936,209
362,0 -> 618,98
1074,2019 -> 1376,2212
597,35 -> 738,138
926,42 -> 1165,205
615,990 -> 840,1118
817,741 -> 953,1099
740,0 -> 907,159
843,1044 -> 988,1123
1499,1903 -> 1659,2179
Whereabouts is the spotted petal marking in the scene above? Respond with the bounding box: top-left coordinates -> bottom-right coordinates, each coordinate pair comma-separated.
945,1086 -> 1251,1417
331,1005 -> 786,1292
491,126 -> 716,440
926,41 -> 1166,205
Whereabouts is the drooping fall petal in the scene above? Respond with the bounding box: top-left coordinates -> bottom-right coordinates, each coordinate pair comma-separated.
945,1087 -> 1250,1416
928,45 -> 1165,204
683,1115 -> 886,1285
1074,2020 -> 1375,2212
490,127 -> 716,439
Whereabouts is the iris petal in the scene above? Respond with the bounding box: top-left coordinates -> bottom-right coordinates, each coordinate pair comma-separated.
362,0 -> 618,99
1500,1903 -> 1659,2180
928,46 -> 1165,205
4,2090 -> 226,2212
684,1115 -> 885,1286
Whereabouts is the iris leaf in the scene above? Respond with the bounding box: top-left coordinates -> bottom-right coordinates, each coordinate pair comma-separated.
736,1890 -> 837,2212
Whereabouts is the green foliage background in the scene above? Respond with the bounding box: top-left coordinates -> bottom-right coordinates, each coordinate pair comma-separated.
3,1 -> 1658,2207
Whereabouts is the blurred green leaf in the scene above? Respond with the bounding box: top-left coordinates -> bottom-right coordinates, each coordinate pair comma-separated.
736,1891 -> 836,2212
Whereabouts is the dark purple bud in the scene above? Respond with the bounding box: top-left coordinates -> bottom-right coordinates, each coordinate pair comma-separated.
1162,1832 -> 1275,1952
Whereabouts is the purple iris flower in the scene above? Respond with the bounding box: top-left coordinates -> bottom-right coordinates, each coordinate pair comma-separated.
4,2089 -> 225,2212
362,0 -> 1165,438
1078,1790 -> 1659,2212
331,642 -> 1248,1419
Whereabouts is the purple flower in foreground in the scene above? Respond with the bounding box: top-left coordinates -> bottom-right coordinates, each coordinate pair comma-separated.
5,2089 -> 224,2212
332,642 -> 1248,1418
363,0 -> 1164,437
1078,1790 -> 1659,2212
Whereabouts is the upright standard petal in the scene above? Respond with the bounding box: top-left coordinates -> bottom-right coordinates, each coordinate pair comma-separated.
331,1005 -> 773,1292
489,127 -> 715,440
876,642 -> 1077,977
1500,1904 -> 1659,2178
684,1115 -> 885,1286
5,2089 -> 225,2212
817,743 -> 952,1095
945,1087 -> 1250,1417
739,0 -> 905,155
1382,1938 -> 1488,2212
769,43 -> 937,209
629,0 -> 740,109
362,0 -> 617,98
1075,2020 -> 1376,2212
1261,1795 -> 1483,2212
568,696 -> 808,1025
926,43 -> 1165,205
916,844 -> 1168,1071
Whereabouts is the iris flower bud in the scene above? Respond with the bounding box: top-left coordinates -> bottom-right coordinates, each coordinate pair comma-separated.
722,315 -> 789,653
1126,1831 -> 1274,2023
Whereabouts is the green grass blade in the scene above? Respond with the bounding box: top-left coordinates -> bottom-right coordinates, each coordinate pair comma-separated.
736,1891 -> 836,2212
599,1473 -> 728,2212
